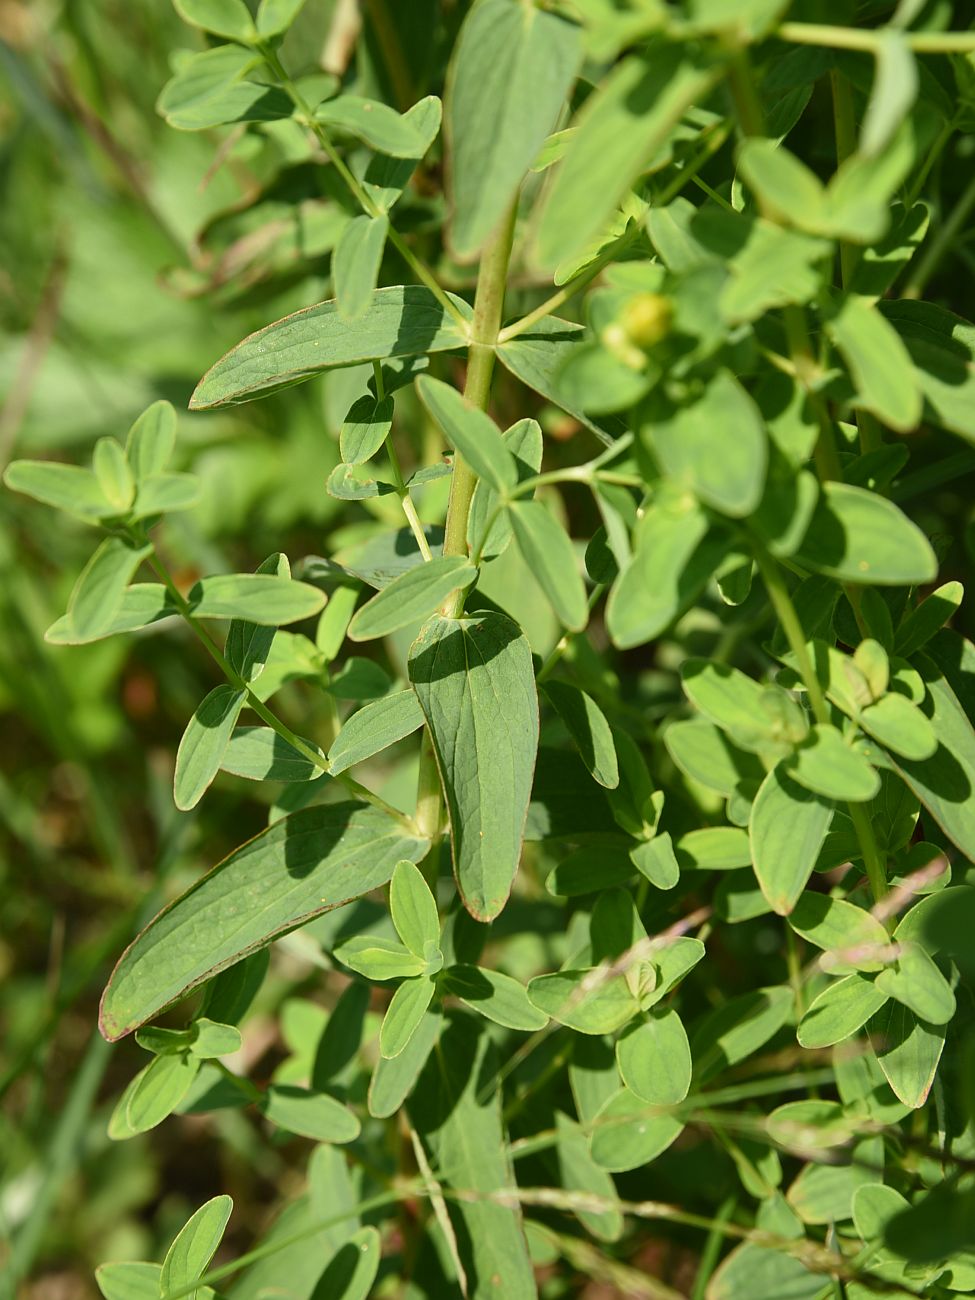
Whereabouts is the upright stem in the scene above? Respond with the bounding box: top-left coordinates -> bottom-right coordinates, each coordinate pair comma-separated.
414,204 -> 518,844
830,70 -> 859,288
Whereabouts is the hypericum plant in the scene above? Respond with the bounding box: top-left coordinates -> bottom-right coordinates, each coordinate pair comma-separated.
8,0 -> 975,1294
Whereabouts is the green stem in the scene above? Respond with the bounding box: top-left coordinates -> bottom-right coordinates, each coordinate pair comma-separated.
726,47 -> 764,140
144,548 -> 408,824
904,171 -> 975,299
535,587 -> 605,685
778,21 -> 975,54
830,69 -> 860,288
259,45 -> 467,331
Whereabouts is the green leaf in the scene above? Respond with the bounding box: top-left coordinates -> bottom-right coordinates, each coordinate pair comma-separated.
720,220 -> 831,324
390,860 -> 440,958
316,96 -> 424,158
554,1113 -> 623,1243
547,845 -> 633,896
45,584 -> 176,645
542,682 -> 618,788
310,1227 -> 380,1300
187,572 -> 326,624
67,538 -> 153,641
256,0 -> 306,38
339,394 -> 394,466
189,1019 -> 242,1058
663,717 -> 765,795
220,727 -> 323,782
589,1089 -> 684,1172
160,1195 -> 232,1299
795,481 -> 936,586
875,941 -> 955,1024
616,1008 -> 691,1105
879,300 -> 975,443
409,612 -> 538,921
99,803 -> 429,1039
849,201 -> 929,298
861,31 -> 918,158
895,581 -> 964,657
174,685 -> 246,811
326,689 -> 425,774
708,1242 -> 826,1300
156,46 -> 291,130
870,999 -> 945,1109
445,0 -> 581,258
738,138 -> 827,227
410,1016 -> 536,1297
225,554 -> 288,684
380,976 -> 436,1058
750,763 -> 833,915
131,473 -> 200,519
788,892 -> 889,974
468,418 -> 543,560
533,45 -> 714,269
360,95 -> 443,213
797,974 -> 888,1049
261,1085 -> 360,1142
333,215 -> 389,322
4,460 -> 111,520
368,1007 -> 442,1119
692,986 -> 793,1080
333,935 -> 427,981
631,833 -> 680,890
348,556 -> 476,641
509,499 -> 588,632
440,965 -> 548,1031
680,659 -> 786,756
643,371 -> 767,517
190,287 -> 468,410
92,437 -> 135,512
859,692 -> 936,760
326,656 -> 392,700
766,1100 -> 857,1153
787,723 -> 880,802
120,1052 -> 201,1136
173,0 -> 256,42
527,968 -> 639,1035
882,1184 -> 975,1264
96,1262 -> 162,1300
826,294 -> 922,432
675,826 -> 751,871
416,375 -> 516,492
606,491 -> 726,649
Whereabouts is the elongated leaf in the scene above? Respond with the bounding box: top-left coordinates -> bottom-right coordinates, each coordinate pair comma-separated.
99,803 -> 428,1039
409,612 -> 538,921
692,986 -> 793,1080
361,95 -> 443,213
316,95 -> 424,158
348,556 -> 476,641
787,723 -> 880,802
340,394 -> 394,465
225,554 -> 288,683
327,689 -> 425,774
122,1053 -> 201,1136
174,685 -> 246,811
826,293 -> 922,431
875,941 -> 955,1024
261,1085 -> 360,1142
220,727 -> 323,782
334,215 -> 389,322
4,460 -> 111,520
416,375 -> 516,491
750,764 -> 833,914
509,499 -> 588,631
311,1227 -> 380,1300
554,1113 -> 624,1242
441,965 -> 548,1030
797,974 -> 888,1049
188,573 -> 325,624
708,1242 -> 826,1300
861,31 -> 918,157
534,45 -> 714,268
156,45 -> 291,130
96,1262 -> 162,1300
368,1007 -> 442,1119
870,999 -> 945,1109
256,0 -> 306,38
390,860 -> 440,958
190,287 -> 469,409
795,481 -> 936,586
895,581 -> 964,657
131,472 -> 200,519
468,417 -> 543,559
160,1195 -> 232,1298
93,437 -> 134,512
334,935 -> 426,981
543,681 -> 618,789
174,0 -> 256,41
607,492 -> 726,649
380,976 -> 436,1058
408,1015 -> 536,1298
528,968 -> 639,1034
446,0 -> 581,258
46,583 -> 176,645
125,399 -> 178,478
67,538 -> 153,641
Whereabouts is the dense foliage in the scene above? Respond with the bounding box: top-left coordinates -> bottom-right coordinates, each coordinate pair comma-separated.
5,0 -> 975,1296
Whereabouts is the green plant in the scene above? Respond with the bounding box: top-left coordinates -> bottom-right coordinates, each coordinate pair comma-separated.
6,0 -> 975,1295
